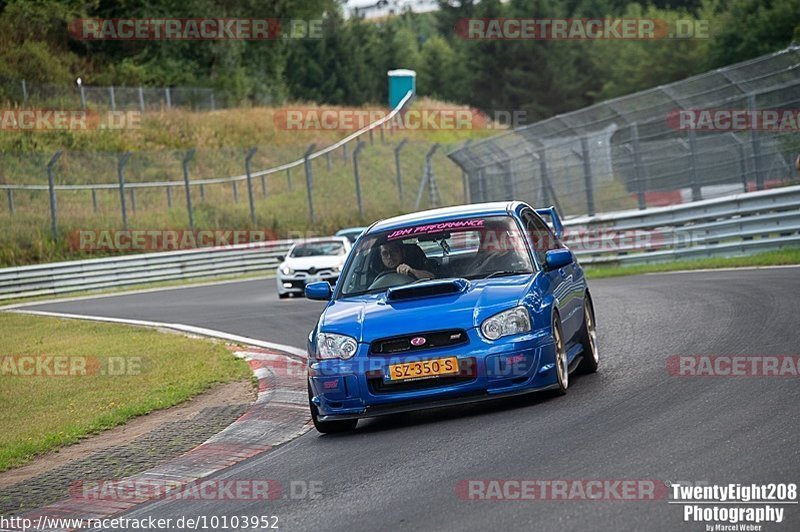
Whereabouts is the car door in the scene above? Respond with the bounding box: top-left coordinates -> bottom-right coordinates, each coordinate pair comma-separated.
521,210 -> 582,340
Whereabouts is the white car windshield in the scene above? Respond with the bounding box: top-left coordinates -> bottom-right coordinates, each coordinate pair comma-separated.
338,215 -> 534,297
290,241 -> 346,258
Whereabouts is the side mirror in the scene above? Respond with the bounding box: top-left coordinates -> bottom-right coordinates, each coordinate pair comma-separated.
545,249 -> 572,270
305,281 -> 332,301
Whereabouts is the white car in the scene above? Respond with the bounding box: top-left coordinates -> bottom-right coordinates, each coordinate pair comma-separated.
276,237 -> 352,299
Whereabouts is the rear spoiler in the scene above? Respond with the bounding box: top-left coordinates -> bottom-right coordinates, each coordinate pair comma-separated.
535,206 -> 564,239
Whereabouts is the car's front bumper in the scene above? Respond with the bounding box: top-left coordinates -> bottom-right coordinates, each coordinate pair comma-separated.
308,327 -> 560,421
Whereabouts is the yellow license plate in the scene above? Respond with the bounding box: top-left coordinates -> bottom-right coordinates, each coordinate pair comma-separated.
388,357 -> 459,381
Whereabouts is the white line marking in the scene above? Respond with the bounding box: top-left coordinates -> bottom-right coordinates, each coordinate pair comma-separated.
6,309 -> 307,360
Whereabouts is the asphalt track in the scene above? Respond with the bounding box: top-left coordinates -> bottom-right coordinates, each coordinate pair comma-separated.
21,267 -> 800,531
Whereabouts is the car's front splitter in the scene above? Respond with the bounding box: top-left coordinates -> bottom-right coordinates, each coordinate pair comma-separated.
315,380 -> 561,421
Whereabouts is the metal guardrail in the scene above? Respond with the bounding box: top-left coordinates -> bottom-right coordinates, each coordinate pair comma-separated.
1,185 -> 798,300
0,240 -> 293,301
564,185 -> 800,265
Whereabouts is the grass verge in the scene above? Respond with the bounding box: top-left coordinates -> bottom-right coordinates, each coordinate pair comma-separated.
584,248 -> 800,279
0,313 -> 252,472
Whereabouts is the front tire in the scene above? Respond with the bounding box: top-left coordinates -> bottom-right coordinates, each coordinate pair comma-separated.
308,383 -> 357,434
552,315 -> 568,395
577,298 -> 599,374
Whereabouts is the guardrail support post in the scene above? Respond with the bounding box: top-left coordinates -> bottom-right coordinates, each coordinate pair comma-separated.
166,187 -> 172,207
580,136 -> 596,216
342,144 -> 348,166
630,123 -> 647,209
460,140 -> 472,203
737,143 -> 748,192
380,126 -> 385,144
109,86 -> 116,112
261,175 -> 266,197
394,139 -> 407,204
426,144 -> 441,207
47,151 -> 62,240
130,189 -> 136,212
353,141 -> 366,218
287,167 -> 292,192
478,168 -> 486,202
538,150 -> 550,206
199,183 -> 205,201
245,147 -> 258,226
92,189 -> 98,212
21,79 -> 28,104
304,144 -> 317,223
503,160 -> 514,200
138,86 -> 145,113
369,128 -> 374,146
232,180 -> 239,204
325,151 -> 331,171
117,152 -> 131,231
748,94 -> 764,190
165,88 -> 172,109
79,85 -> 86,110
7,190 -> 14,215
687,130 -> 702,201
182,149 -> 196,230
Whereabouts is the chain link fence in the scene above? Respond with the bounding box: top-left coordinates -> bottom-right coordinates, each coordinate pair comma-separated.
448,46 -> 800,218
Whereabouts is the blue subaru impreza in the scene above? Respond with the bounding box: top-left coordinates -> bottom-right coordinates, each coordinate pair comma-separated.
304,201 -> 598,433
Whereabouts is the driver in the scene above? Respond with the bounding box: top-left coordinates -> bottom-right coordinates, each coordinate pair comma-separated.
379,241 -> 434,280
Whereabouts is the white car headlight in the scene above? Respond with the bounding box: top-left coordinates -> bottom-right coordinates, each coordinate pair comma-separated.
317,332 -> 358,360
280,265 -> 293,276
481,306 -> 531,340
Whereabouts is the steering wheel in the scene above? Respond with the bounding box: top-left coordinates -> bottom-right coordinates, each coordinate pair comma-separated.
368,271 -> 414,290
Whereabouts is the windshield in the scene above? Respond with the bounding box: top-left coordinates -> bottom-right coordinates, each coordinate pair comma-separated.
338,215 -> 534,297
290,241 -> 346,258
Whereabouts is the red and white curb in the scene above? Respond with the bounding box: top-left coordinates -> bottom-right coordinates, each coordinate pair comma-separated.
3,311 -> 311,532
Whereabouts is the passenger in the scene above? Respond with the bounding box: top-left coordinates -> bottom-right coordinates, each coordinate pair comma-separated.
379,241 -> 435,280
470,222 -> 528,274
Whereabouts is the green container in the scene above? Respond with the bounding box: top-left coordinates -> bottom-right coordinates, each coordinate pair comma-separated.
388,69 -> 416,109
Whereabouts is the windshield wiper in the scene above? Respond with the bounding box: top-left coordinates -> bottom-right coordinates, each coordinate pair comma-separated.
482,270 -> 532,279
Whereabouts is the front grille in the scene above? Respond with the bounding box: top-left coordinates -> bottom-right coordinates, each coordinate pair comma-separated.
367,357 -> 477,394
370,329 -> 468,355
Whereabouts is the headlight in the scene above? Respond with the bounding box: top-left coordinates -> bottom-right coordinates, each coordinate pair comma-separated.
280,265 -> 293,276
481,306 -> 531,340
317,332 -> 358,360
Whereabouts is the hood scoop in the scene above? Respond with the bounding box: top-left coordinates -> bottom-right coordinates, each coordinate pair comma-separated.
386,278 -> 469,302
